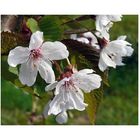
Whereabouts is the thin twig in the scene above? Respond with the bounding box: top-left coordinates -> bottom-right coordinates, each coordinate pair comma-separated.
61,15 -> 90,25
64,28 -> 96,35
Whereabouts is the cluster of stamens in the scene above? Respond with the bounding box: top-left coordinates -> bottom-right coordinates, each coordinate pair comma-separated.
30,48 -> 42,60
59,66 -> 75,91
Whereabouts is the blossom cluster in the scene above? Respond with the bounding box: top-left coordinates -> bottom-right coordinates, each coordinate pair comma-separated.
7,15 -> 134,124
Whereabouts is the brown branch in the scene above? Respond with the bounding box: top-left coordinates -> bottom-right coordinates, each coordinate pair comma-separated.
64,28 -> 96,35
61,39 -> 100,66
62,15 -> 96,25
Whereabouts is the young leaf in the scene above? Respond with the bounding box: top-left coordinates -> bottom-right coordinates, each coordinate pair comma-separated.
38,16 -> 63,41
26,18 -> 39,33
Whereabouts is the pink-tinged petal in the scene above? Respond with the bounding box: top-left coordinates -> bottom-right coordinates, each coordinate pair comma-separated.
38,59 -> 55,84
54,78 -> 66,95
8,46 -> 30,67
19,59 -> 38,86
56,111 -> 68,124
29,31 -> 43,50
41,41 -> 69,60
48,83 -> 87,115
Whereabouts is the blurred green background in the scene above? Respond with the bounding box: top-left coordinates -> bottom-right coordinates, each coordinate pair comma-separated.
1,15 -> 138,125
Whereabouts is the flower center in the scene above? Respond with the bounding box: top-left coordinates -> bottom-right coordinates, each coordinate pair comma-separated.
100,38 -> 109,48
30,48 -> 42,60
60,71 -> 72,79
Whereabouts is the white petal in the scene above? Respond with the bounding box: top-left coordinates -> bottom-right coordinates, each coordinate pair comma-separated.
41,41 -> 69,60
108,40 -> 131,56
78,69 -> 94,74
117,35 -> 127,40
100,16 -> 111,26
89,74 -> 102,89
72,72 -> 102,92
100,50 -> 116,68
29,31 -> 43,50
95,15 -> 113,40
43,100 -> 51,118
82,32 -> 98,45
101,28 -> 110,40
98,55 -> 108,71
69,86 -> 87,111
96,16 -> 110,31
56,111 -> 68,124
48,93 -> 65,115
125,46 -> 134,56
19,59 -> 38,86
38,59 -> 55,83
114,55 -> 125,66
76,37 -> 89,44
8,46 -> 30,67
95,16 -> 104,31
108,15 -> 122,22
105,22 -> 113,32
83,32 -> 95,39
45,81 -> 58,91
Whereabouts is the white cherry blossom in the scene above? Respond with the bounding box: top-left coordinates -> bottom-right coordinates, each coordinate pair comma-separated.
98,35 -> 134,71
44,68 -> 102,124
8,31 -> 69,86
95,15 -> 122,40
43,101 -> 68,124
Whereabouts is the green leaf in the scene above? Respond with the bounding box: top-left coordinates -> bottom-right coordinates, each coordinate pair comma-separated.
1,56 -> 18,83
33,74 -> 47,95
1,56 -> 41,99
84,88 -> 103,124
101,70 -> 110,87
26,18 -> 39,33
38,16 -> 63,41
